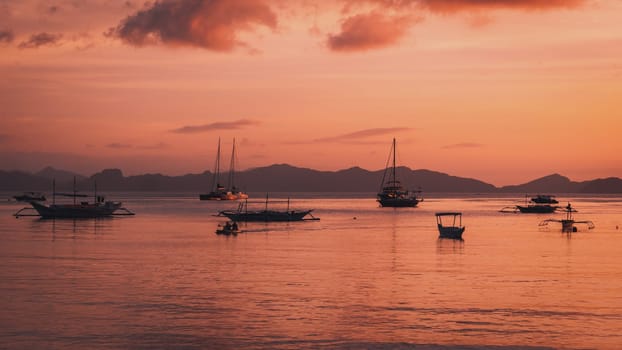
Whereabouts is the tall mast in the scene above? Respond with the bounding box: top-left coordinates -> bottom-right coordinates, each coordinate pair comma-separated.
392,138 -> 396,183
227,138 -> 236,190
211,137 -> 221,190
73,176 -> 76,205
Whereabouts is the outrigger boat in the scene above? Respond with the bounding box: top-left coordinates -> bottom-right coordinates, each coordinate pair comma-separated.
539,203 -> 595,233
435,212 -> 465,240
500,195 -> 559,213
377,138 -> 423,208
13,192 -> 46,202
14,179 -> 134,219
218,195 -> 318,222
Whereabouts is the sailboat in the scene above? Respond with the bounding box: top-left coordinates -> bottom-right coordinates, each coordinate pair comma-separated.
221,138 -> 248,200
199,138 -> 227,200
377,138 -> 423,207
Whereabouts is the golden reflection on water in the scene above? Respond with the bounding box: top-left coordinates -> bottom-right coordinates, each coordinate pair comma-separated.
0,195 -> 621,349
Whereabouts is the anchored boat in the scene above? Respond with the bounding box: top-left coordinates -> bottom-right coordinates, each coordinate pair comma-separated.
200,138 -> 248,201
435,212 -> 465,239
377,138 -> 422,208
14,179 -> 134,219
539,203 -> 595,233
530,194 -> 558,204
500,194 -> 559,213
218,195 -> 318,222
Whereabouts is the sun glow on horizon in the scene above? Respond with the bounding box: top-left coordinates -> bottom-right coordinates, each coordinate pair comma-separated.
1,0 -> 621,186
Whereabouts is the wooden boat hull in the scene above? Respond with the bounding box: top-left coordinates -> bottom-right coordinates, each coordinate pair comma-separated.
200,192 -> 248,201
199,193 -> 222,200
517,205 -> 557,214
30,201 -> 122,218
219,210 -> 313,222
438,225 -> 465,239
377,197 -> 420,207
215,229 -> 238,235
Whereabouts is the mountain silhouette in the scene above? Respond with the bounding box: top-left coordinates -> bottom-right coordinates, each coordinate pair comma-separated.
1,164 -> 621,193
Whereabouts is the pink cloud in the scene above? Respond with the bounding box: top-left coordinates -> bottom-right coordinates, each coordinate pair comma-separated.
418,0 -> 586,13
109,0 -> 278,51
171,119 -> 260,134
326,0 -> 585,51
18,32 -> 62,49
327,11 -> 418,52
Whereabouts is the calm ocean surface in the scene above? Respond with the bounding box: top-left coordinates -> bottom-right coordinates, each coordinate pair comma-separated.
1,193 -> 621,350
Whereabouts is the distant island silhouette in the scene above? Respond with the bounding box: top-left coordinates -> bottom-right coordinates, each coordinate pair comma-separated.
2,164 -> 622,193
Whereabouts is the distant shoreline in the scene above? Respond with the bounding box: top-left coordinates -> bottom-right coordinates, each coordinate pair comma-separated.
2,164 -> 621,194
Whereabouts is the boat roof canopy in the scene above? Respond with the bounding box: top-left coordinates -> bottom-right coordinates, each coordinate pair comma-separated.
435,212 -> 462,216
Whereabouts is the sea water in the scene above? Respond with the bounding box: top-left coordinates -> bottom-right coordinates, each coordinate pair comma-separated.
1,193 -> 621,349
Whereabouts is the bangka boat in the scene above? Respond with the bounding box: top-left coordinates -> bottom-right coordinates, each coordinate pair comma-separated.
515,204 -> 558,214
539,203 -> 595,233
13,192 -> 46,202
13,179 -> 134,219
377,138 -> 422,208
435,212 -> 465,239
500,195 -> 559,213
218,196 -> 318,222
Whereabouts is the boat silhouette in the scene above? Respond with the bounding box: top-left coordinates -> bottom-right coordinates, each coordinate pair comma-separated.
14,178 -> 134,219
377,138 -> 422,207
435,212 -> 465,239
218,195 -> 318,222
200,138 -> 248,201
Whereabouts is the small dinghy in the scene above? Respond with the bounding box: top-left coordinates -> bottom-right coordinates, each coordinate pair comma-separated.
435,212 -> 465,240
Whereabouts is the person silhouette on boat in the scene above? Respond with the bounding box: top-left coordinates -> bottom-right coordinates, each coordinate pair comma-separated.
231,222 -> 238,230
224,222 -> 232,231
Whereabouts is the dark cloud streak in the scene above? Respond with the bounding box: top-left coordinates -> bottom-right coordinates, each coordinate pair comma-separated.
18,32 -> 62,49
106,143 -> 133,149
315,127 -> 412,142
171,119 -> 260,134
442,142 -> 484,149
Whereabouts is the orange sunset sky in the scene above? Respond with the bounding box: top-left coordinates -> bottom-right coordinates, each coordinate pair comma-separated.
0,0 -> 621,186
